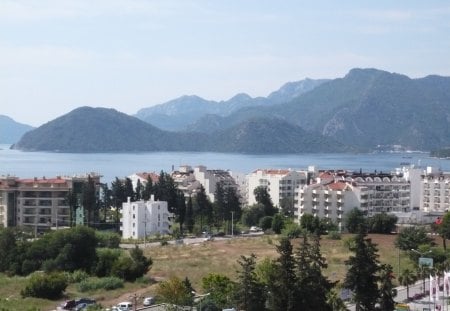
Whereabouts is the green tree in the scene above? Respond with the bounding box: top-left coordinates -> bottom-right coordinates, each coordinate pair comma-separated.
196,185 -> 211,231
202,273 -> 236,309
111,178 -> 126,232
235,254 -> 266,311
398,268 -> 417,300
378,264 -> 396,311
154,171 -> 178,213
254,186 -> 277,216
156,276 -> 194,306
241,204 -> 265,227
295,233 -> 333,310
259,216 -> 273,231
345,208 -> 366,233
82,175 -> 97,227
344,229 -> 380,310
279,197 -> 295,217
269,237 -> 297,311
437,212 -> 450,250
185,196 -> 195,233
66,189 -> 78,227
367,213 -> 397,234
21,272 -> 68,299
395,226 -> 432,251
213,182 -> 226,231
141,175 -> 154,201
271,213 -> 284,234
135,179 -> 142,201
124,177 -> 134,202
177,192 -> 186,234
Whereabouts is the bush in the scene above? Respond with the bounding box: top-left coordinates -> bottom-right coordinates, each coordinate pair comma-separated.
21,272 -> 68,299
96,231 -> 121,248
282,223 -> 303,238
259,216 -> 273,231
77,277 -> 124,292
94,248 -> 121,277
65,270 -> 90,283
327,231 -> 341,240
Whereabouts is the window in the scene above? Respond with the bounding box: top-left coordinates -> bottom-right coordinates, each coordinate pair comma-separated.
133,214 -> 135,219
133,223 -> 135,227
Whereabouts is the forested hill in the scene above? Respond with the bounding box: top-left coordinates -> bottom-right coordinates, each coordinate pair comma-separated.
12,107 -> 347,153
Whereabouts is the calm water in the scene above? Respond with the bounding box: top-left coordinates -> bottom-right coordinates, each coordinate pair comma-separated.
1,144 -> 449,183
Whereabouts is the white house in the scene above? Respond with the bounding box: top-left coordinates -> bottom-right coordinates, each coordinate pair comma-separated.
121,195 -> 173,239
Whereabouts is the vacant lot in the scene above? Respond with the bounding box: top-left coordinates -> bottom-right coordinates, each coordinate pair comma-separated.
0,233 -> 413,310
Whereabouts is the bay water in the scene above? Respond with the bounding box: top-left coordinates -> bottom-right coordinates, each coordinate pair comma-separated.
1,144 -> 449,184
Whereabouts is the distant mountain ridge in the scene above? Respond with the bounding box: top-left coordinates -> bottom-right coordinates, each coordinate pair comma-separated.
135,78 -> 328,131
0,115 -> 34,144
12,107 -> 346,153
11,68 -> 450,153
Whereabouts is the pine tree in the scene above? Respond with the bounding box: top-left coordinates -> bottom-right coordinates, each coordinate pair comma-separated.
295,233 -> 333,310
111,177 -> 126,232
82,175 -> 97,227
124,177 -> 134,202
185,196 -> 194,233
135,179 -> 142,201
177,192 -> 186,234
142,175 -> 153,200
378,264 -> 396,311
270,237 -> 297,311
344,229 -> 380,311
235,254 -> 266,311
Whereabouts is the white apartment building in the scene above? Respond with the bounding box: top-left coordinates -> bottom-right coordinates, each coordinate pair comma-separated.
121,196 -> 173,239
297,181 -> 360,231
193,166 -> 238,202
347,172 -> 410,215
247,169 -> 308,207
421,168 -> 450,213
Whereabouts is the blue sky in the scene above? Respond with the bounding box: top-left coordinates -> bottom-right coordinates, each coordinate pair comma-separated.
1,0 -> 450,126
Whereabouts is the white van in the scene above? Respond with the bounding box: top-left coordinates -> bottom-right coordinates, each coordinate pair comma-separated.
116,301 -> 133,311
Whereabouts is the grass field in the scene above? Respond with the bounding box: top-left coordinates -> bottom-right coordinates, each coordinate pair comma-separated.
0,233 -> 417,311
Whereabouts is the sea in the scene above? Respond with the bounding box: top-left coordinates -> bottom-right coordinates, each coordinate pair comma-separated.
1,144 -> 449,184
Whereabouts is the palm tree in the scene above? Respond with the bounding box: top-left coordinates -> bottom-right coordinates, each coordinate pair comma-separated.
416,265 -> 432,293
399,268 -> 418,299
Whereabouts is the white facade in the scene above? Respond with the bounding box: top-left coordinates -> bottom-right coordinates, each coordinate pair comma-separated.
247,169 -> 307,207
193,166 -> 238,202
297,181 -> 360,230
121,196 -> 173,239
421,171 -> 450,213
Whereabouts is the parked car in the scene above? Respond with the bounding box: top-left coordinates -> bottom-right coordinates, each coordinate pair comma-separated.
60,300 -> 77,310
143,296 -> 155,306
116,301 -> 133,311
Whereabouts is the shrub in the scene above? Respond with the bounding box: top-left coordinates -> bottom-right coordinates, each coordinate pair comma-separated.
96,231 -> 121,248
94,248 -> 121,277
21,272 -> 68,299
282,223 -> 303,238
77,277 -> 124,292
327,231 -> 341,240
65,270 -> 90,283
259,216 -> 273,231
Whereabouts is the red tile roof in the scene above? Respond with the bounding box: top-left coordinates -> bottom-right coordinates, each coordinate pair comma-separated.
136,172 -> 159,183
327,182 -> 348,191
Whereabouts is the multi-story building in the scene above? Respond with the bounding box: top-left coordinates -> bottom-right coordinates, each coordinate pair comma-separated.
348,172 -> 410,215
296,170 -> 411,229
0,174 -> 101,234
297,181 -> 360,231
193,166 -> 238,202
421,167 -> 450,213
247,169 -> 308,207
121,195 -> 173,239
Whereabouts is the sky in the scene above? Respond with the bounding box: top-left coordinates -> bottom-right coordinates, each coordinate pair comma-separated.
1,0 -> 450,127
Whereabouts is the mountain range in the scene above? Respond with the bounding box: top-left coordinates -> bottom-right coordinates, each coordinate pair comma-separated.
0,115 -> 34,144
9,68 -> 450,153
